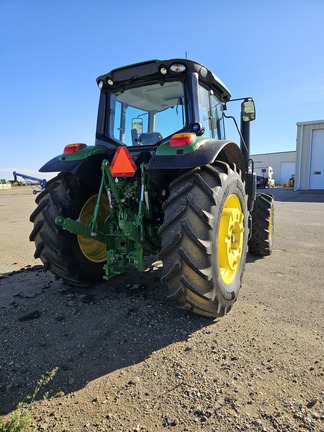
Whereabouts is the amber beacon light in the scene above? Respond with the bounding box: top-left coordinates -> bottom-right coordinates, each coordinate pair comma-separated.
170,133 -> 196,147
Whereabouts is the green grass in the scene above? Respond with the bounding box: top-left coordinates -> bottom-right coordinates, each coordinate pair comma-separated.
0,408 -> 30,432
0,368 -> 61,432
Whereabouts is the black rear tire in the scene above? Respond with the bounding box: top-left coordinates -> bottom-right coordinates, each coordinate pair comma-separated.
158,162 -> 248,318
30,173 -> 107,285
248,193 -> 274,256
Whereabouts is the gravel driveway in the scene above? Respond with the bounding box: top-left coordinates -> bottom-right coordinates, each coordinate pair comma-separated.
0,186 -> 323,431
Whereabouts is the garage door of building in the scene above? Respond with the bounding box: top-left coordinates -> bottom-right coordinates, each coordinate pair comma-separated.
280,162 -> 295,185
310,129 -> 324,189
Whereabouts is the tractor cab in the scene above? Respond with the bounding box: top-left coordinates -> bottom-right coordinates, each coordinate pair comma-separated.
95,59 -> 233,150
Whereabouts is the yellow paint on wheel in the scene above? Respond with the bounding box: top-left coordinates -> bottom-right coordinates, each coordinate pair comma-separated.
218,194 -> 244,284
269,206 -> 273,240
77,194 -> 108,263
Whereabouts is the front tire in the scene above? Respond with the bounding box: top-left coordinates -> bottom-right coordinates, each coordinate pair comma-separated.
249,193 -> 274,256
30,173 -> 108,285
158,162 -> 249,318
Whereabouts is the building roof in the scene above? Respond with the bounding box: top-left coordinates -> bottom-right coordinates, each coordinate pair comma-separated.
296,120 -> 324,126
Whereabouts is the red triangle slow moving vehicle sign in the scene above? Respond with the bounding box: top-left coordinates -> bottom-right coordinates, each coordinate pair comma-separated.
110,146 -> 137,177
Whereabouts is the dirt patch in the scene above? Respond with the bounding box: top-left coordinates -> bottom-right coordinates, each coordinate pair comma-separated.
0,187 -> 323,431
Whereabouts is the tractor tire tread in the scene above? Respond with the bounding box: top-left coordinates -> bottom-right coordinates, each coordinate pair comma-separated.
159,163 -> 248,318
249,193 -> 274,256
30,173 -> 104,285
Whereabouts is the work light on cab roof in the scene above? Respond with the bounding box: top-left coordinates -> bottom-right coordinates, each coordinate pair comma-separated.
170,63 -> 186,73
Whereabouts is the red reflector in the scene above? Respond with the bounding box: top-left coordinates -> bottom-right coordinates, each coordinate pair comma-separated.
63,143 -> 87,154
110,146 -> 137,177
170,133 -> 196,147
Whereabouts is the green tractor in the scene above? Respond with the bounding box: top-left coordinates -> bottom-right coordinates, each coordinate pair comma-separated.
30,59 -> 274,318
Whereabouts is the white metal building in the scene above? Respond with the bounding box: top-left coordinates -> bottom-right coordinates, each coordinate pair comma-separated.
295,120 -> 324,190
251,151 -> 296,186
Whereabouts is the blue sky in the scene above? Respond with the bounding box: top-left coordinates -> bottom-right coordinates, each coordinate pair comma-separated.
1,0 -> 323,180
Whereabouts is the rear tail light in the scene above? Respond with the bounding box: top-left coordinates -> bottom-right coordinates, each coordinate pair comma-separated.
63,143 -> 87,154
170,133 -> 196,147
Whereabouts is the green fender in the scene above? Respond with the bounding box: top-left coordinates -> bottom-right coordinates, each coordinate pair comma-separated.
39,145 -> 111,187
147,139 -> 246,180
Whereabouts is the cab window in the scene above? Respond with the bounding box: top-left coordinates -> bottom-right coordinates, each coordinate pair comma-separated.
198,84 -> 225,139
107,81 -> 186,146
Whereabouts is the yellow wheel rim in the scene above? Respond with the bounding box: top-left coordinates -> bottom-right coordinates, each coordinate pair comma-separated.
77,194 -> 108,263
269,206 -> 273,240
218,194 -> 244,285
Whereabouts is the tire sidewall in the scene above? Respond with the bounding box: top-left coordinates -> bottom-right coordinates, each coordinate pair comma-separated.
66,191 -> 106,283
51,174 -> 104,284
211,172 -> 248,302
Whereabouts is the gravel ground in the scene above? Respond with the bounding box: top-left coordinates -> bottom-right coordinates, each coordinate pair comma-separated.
0,186 -> 323,431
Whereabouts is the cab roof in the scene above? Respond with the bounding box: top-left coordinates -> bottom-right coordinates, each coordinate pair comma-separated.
96,58 -> 231,102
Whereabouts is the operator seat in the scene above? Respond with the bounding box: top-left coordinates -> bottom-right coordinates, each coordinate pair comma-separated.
139,132 -> 163,145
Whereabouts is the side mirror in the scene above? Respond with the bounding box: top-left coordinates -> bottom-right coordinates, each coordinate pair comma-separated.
132,118 -> 143,134
241,98 -> 256,122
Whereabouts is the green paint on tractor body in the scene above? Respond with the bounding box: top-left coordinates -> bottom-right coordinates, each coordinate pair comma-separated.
156,136 -> 208,156
59,145 -> 107,162
55,159 -> 160,279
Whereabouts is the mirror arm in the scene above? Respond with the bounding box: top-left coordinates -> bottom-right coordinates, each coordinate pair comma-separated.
240,117 -> 250,169
222,112 -> 249,155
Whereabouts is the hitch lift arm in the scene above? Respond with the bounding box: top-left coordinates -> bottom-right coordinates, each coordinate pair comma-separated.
55,159 -> 157,280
